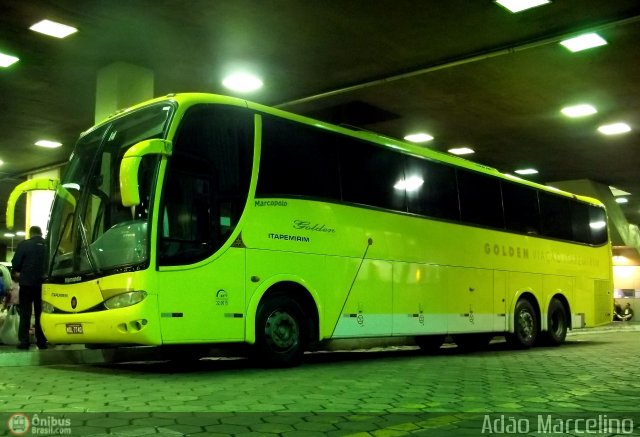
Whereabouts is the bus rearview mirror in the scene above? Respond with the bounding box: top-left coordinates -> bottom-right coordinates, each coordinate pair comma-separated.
120,139 -> 172,207
6,178 -> 76,229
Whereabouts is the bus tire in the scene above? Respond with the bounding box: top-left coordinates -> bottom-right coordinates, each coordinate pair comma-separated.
508,298 -> 538,349
415,335 -> 445,353
253,294 -> 306,367
540,298 -> 567,346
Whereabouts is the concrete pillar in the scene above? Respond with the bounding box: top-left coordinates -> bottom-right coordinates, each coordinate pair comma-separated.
95,62 -> 154,124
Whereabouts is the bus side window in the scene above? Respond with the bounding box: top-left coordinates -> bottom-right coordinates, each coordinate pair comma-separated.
570,201 -> 607,245
160,162 -> 213,264
257,116 -> 341,201
539,192 -> 573,241
340,141 -> 406,211
458,170 -> 504,229
158,104 -> 253,266
404,155 -> 459,221
502,182 -> 541,235
588,205 -> 608,245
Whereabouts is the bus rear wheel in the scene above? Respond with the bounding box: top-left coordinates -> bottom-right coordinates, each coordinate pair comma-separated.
540,298 -> 567,346
254,294 -> 306,367
508,298 -> 538,349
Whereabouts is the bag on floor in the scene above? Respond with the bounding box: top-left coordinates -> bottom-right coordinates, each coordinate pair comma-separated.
0,305 -> 20,345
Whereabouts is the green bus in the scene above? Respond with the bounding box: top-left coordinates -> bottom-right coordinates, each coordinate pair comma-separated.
7,93 -> 612,366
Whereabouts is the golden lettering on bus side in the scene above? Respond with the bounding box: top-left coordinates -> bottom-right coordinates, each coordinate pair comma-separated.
292,219 -> 336,234
528,249 -> 600,267
484,242 -> 600,267
484,242 -> 529,259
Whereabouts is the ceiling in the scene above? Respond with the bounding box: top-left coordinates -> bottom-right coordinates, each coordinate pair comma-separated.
1,0 -> 640,248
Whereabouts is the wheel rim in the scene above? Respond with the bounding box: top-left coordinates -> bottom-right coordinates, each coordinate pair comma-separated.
517,309 -> 535,341
264,309 -> 299,352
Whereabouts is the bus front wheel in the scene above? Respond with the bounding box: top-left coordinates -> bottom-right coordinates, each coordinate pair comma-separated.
508,299 -> 538,349
254,294 -> 306,367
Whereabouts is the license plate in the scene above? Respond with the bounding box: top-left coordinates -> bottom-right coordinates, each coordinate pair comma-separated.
66,324 -> 83,334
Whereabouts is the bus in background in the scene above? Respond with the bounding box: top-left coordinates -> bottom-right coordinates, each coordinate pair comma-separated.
6,93 -> 612,367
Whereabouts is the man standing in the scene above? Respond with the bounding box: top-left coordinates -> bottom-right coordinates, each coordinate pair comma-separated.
12,225 -> 47,349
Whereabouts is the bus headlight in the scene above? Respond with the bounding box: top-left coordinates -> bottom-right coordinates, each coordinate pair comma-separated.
42,301 -> 55,314
104,291 -> 147,310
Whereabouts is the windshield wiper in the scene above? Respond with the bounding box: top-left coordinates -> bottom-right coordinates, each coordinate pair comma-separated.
78,220 -> 101,275
49,212 -> 73,274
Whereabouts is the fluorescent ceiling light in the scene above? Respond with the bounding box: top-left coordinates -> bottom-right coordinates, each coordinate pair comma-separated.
394,176 -> 424,192
35,140 -> 62,148
404,133 -> 434,143
30,19 -> 78,38
561,104 -> 597,118
448,147 -> 475,155
515,168 -> 538,175
495,0 -> 550,13
560,33 -> 607,53
4,233 -> 15,238
222,72 -> 263,93
589,221 -> 606,230
598,123 -> 631,135
16,231 -> 26,236
615,197 -> 629,204
0,52 -> 19,68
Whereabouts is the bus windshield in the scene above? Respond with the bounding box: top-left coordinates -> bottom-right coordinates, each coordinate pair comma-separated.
48,103 -> 174,280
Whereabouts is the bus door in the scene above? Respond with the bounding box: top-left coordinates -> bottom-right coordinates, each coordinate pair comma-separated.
157,248 -> 246,343
154,154 -> 247,343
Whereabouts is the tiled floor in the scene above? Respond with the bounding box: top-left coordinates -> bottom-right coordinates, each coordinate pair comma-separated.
0,325 -> 638,436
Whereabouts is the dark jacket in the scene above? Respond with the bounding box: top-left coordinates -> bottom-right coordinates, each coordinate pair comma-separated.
12,235 -> 46,286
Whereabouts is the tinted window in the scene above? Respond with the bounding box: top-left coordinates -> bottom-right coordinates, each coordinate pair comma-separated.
539,192 -> 573,241
502,182 -> 541,234
571,201 -> 592,244
405,156 -> 459,220
570,201 -> 608,245
161,158 -> 214,264
588,205 -> 608,245
159,105 -> 254,265
257,117 -> 341,200
458,170 -> 504,228
537,192 -> 609,245
340,141 -> 406,211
